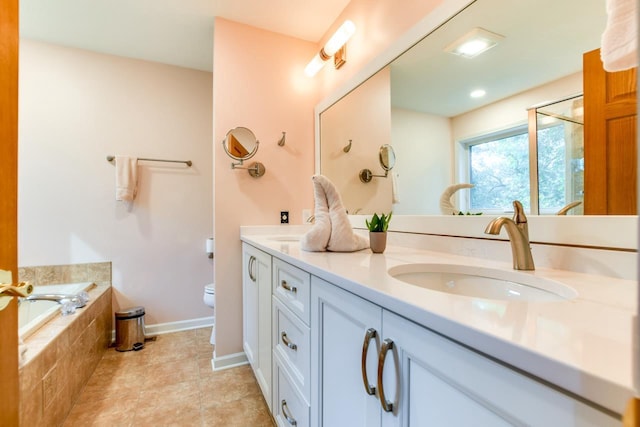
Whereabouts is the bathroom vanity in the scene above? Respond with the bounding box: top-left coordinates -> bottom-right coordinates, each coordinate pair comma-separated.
240,227 -> 634,426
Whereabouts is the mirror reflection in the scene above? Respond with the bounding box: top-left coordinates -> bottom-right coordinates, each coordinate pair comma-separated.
319,0 -> 637,215
222,127 -> 259,161
379,144 -> 396,171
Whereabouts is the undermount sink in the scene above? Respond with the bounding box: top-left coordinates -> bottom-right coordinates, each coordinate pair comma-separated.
387,263 -> 578,302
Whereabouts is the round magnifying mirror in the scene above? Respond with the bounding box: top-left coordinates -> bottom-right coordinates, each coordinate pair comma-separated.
379,144 -> 396,171
222,127 -> 259,161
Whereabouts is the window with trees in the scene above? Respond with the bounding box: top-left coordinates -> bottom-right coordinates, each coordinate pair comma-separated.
462,116 -> 581,214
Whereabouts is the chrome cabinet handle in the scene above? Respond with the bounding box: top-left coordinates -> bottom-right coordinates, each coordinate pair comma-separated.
361,328 -> 377,396
248,256 -> 256,282
281,399 -> 297,426
281,331 -> 297,351
377,338 -> 395,413
281,280 -> 297,293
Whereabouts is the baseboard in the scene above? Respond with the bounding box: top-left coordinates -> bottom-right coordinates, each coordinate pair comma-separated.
211,351 -> 248,371
145,316 -> 214,336
111,316 -> 214,342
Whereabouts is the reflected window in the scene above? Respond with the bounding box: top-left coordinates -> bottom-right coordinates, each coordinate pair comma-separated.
462,118 -> 580,214
464,126 -> 530,213
538,124 -> 570,213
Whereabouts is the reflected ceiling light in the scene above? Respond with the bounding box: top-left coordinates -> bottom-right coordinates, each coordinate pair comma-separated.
470,89 -> 486,98
445,27 -> 504,58
305,20 -> 356,77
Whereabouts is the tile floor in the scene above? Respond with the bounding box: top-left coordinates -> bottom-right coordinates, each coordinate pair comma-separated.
63,327 -> 274,426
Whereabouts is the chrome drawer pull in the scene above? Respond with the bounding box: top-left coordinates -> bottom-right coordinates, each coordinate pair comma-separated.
281,280 -> 297,294
281,331 -> 298,351
281,399 -> 297,426
378,338 -> 395,413
248,256 -> 256,282
361,328 -> 377,396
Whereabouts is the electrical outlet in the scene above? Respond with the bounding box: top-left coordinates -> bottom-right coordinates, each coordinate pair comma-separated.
280,211 -> 289,224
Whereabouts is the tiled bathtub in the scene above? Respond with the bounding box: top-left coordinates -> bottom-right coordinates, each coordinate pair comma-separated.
18,262 -> 112,426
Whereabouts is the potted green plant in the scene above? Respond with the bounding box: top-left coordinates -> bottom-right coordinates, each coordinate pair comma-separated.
366,212 -> 392,253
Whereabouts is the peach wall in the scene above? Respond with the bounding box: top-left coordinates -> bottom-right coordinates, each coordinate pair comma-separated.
320,66 -> 392,214
315,0 -> 445,97
212,19 -> 318,357
18,40 -> 214,326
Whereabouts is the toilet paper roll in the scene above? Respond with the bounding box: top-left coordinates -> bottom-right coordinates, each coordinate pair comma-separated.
206,238 -> 214,254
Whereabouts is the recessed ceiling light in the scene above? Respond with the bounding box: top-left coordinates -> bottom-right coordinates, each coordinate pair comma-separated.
470,89 -> 486,98
444,28 -> 504,58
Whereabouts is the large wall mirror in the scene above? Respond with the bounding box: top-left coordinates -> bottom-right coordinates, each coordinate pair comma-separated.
319,0 -> 637,216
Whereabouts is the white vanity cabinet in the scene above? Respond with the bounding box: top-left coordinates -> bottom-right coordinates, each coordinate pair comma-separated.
311,276 -> 619,427
311,276 -> 383,427
241,243 -> 272,410
272,258 -> 312,427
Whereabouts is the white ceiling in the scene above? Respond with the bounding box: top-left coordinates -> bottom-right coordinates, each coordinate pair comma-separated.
19,0 -> 351,72
389,0 -> 606,117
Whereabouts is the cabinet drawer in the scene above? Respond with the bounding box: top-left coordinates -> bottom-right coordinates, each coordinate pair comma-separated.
273,355 -> 310,427
273,295 -> 311,401
273,258 -> 311,325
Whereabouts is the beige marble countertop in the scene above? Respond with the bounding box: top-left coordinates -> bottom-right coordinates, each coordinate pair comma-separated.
241,226 -> 636,415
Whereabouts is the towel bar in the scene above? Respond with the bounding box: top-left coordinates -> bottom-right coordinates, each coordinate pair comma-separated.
106,156 -> 192,167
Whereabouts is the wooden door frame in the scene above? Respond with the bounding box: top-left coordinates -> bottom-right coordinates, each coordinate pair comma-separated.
0,0 -> 20,424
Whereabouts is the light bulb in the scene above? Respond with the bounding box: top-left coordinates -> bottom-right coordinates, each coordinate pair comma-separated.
305,53 -> 326,77
323,20 -> 356,57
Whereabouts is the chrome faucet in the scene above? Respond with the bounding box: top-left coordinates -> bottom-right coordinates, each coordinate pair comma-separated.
484,200 -> 535,270
23,291 -> 90,314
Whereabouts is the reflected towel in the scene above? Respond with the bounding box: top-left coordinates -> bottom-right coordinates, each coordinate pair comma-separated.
391,172 -> 399,204
601,0 -> 638,71
115,156 -> 138,201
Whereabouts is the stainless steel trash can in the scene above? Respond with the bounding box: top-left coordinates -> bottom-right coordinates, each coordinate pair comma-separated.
115,306 -> 146,351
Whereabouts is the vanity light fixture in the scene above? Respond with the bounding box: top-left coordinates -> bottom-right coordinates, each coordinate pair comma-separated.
444,27 -> 504,58
305,20 -> 356,77
470,89 -> 486,98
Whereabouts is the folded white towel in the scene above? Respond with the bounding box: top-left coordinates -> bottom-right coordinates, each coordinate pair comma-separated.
115,156 -> 138,201
300,176 -> 332,252
601,0 -> 638,71
316,175 -> 369,252
300,175 -> 369,252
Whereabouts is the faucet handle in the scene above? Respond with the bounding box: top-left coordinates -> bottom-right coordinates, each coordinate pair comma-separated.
512,200 -> 527,224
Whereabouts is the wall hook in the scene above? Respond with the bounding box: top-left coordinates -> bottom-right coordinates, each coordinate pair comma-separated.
277,132 -> 286,146
343,139 -> 352,153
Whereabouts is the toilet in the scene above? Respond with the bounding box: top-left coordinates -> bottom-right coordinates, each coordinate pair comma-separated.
203,284 -> 216,345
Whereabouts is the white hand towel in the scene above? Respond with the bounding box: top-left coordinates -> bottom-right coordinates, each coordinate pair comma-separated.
314,175 -> 369,252
300,176 -> 332,252
115,156 -> 138,201
391,172 -> 399,204
601,0 -> 638,71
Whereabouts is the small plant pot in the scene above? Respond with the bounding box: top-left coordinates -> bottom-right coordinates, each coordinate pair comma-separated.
369,231 -> 387,254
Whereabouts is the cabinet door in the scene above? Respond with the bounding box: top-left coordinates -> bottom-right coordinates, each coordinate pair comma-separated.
381,310 -> 619,427
242,244 -> 272,410
242,245 -> 259,368
311,277 -> 382,427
